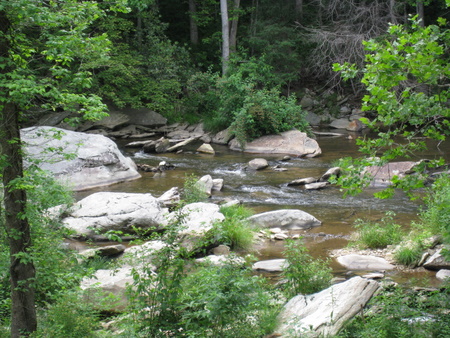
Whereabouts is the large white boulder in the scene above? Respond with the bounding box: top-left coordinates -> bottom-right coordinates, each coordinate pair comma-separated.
275,277 -> 379,337
61,192 -> 168,238
21,126 -> 141,191
247,209 -> 322,230
229,130 -> 321,158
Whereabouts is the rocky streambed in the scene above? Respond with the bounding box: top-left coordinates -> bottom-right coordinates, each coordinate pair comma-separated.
22,122 -> 450,336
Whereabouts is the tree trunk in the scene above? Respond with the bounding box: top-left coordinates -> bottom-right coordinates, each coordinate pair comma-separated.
229,0 -> 240,52
295,0 -> 303,22
389,0 -> 397,24
0,10 -> 38,337
416,1 -> 425,27
189,0 -> 199,45
220,0 -> 230,75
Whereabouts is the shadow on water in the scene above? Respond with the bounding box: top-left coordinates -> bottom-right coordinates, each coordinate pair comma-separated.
75,132 -> 450,285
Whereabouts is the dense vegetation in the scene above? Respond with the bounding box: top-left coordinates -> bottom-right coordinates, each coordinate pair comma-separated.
1,0 -> 450,336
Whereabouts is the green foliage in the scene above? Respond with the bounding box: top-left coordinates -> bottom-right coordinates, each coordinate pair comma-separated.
177,260 -> 279,338
1,0 -> 118,122
394,242 -> 424,267
181,174 -> 209,204
352,212 -> 404,249
420,174 -> 450,239
333,15 -> 450,198
31,291 -> 100,338
207,204 -> 255,251
187,55 -> 310,146
338,284 -> 450,338
281,239 -> 333,297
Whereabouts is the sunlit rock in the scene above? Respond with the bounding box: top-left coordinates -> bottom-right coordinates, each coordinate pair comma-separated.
21,126 -> 141,191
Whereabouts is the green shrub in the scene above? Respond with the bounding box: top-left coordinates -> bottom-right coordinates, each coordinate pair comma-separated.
394,243 -> 424,267
338,284 -> 450,337
281,239 -> 333,297
420,174 -> 450,239
32,291 -> 100,338
177,260 -> 279,338
353,212 -> 404,249
209,205 -> 256,251
181,174 -> 209,204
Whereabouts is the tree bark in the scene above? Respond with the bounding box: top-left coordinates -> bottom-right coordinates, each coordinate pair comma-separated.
416,1 -> 425,27
189,0 -> 199,45
295,0 -> 303,22
229,0 -> 240,52
220,0 -> 230,75
0,10 -> 37,337
389,0 -> 397,24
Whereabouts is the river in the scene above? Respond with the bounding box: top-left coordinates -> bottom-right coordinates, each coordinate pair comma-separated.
75,132 -> 450,285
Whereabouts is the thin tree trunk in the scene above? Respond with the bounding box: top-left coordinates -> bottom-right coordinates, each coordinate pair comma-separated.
389,0 -> 397,24
189,0 -> 199,45
295,0 -> 303,22
0,10 -> 37,337
229,0 -> 240,52
416,1 -> 425,26
220,0 -> 230,75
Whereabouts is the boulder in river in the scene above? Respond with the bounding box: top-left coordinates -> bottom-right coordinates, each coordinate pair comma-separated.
363,161 -> 419,187
60,192 -> 168,238
229,130 -> 321,158
247,209 -> 322,230
337,254 -> 395,271
274,276 -> 379,337
248,158 -> 269,170
21,126 -> 141,191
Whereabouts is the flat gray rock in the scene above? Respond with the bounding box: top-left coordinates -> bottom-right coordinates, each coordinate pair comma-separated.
247,209 -> 322,230
252,259 -> 288,272
337,254 -> 395,271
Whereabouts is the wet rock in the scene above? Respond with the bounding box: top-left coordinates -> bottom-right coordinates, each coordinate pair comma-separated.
337,254 -> 395,271
229,130 -> 322,158
330,118 -> 350,129
97,244 -> 127,257
155,137 -> 171,153
247,209 -> 322,230
167,137 -> 198,152
320,167 -> 341,182
287,177 -> 317,186
248,158 -> 269,170
346,119 -> 365,132
275,277 -> 379,337
305,182 -> 329,190
252,259 -> 288,272
21,126 -> 141,191
197,143 -> 215,154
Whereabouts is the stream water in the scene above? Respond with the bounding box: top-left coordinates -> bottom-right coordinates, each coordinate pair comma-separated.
75,132 -> 450,285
